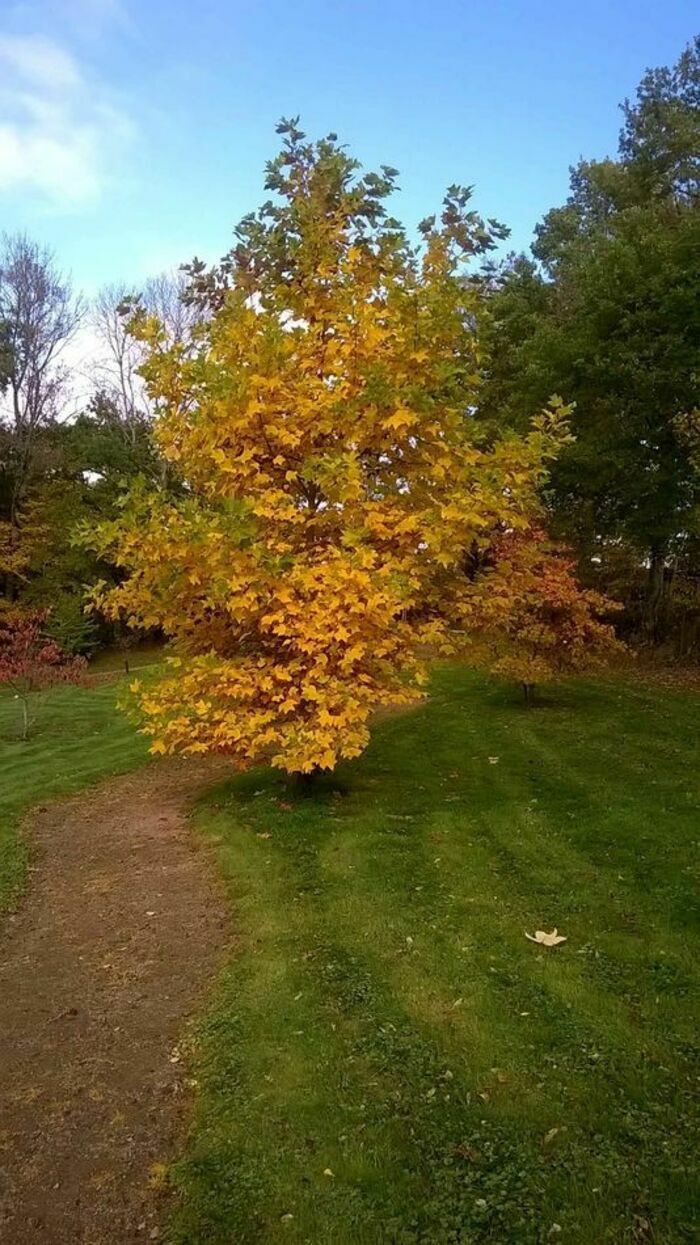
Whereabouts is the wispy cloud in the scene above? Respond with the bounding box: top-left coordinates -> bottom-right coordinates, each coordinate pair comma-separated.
5,0 -> 132,43
0,31 -> 135,208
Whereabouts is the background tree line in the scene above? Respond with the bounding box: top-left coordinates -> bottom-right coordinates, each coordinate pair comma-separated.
0,36 -> 698,662
0,249 -> 195,654
479,35 -> 700,656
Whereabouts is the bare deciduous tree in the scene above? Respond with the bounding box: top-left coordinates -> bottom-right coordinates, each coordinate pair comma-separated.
91,269 -> 199,436
92,282 -> 145,434
142,269 -> 200,347
0,233 -> 83,521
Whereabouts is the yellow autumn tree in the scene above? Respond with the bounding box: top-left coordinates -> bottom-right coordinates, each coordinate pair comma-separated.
88,120 -> 569,774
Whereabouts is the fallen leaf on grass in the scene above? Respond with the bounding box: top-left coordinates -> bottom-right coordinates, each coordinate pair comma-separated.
542,1127 -> 559,1146
525,928 -> 567,947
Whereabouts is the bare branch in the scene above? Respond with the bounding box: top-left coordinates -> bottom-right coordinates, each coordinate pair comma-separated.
0,232 -> 84,518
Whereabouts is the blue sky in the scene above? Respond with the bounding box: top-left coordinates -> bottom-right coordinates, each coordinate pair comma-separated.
0,0 -> 697,293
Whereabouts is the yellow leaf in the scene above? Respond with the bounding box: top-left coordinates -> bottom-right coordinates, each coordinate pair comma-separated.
525,928 -> 567,947
383,407 -> 417,431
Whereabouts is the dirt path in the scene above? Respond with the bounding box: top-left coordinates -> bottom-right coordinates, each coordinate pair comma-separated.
0,757 -> 231,1244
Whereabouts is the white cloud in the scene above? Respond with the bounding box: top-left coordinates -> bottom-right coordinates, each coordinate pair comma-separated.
0,32 -> 80,90
0,31 -> 135,208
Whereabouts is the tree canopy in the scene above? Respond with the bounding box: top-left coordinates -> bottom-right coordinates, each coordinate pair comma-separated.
87,121 -> 591,772
479,37 -> 700,646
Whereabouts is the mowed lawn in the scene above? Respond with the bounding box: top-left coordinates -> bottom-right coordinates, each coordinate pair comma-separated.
0,666 -> 698,1242
0,678 -> 149,911
171,667 -> 699,1244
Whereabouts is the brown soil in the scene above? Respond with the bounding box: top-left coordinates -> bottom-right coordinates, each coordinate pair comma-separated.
0,756 -> 232,1244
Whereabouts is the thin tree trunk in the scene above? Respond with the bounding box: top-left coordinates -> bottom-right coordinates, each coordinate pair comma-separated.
643,545 -> 666,644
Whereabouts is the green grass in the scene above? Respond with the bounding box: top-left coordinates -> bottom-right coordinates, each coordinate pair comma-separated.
87,639 -> 165,673
0,679 -> 149,912
1,665 -> 698,1241
168,667 -> 700,1245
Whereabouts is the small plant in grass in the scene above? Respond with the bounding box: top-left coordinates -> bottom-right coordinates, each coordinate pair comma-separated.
0,608 -> 86,739
466,530 -> 623,702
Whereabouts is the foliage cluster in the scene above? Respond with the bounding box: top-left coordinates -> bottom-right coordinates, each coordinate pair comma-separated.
88,124 -> 616,772
479,36 -> 700,654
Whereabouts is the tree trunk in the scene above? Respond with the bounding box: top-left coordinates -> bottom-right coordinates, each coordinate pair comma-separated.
20,695 -> 29,742
291,768 -> 321,795
643,545 -> 666,644
522,682 -> 535,706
